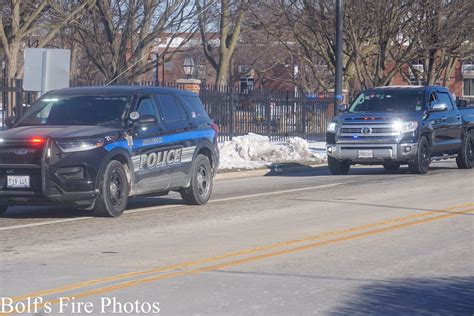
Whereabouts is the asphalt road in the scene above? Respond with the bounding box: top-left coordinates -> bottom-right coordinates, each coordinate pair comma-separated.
1,161 -> 473,315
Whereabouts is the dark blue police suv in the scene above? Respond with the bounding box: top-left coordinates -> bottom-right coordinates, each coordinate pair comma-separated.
0,86 -> 219,217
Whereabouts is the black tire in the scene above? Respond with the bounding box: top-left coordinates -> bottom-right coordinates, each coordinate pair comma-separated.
409,136 -> 431,174
328,156 -> 351,175
93,160 -> 129,217
180,154 -> 213,205
456,130 -> 473,169
0,205 -> 8,216
383,162 -> 401,171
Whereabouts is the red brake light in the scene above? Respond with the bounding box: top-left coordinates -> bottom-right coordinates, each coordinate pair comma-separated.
31,137 -> 44,144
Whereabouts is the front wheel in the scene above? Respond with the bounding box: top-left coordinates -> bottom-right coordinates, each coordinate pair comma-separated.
409,136 -> 431,174
181,154 -> 213,205
93,160 -> 129,217
456,130 -> 473,169
328,156 -> 350,175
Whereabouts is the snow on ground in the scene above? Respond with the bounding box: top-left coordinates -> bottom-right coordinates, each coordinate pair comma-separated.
218,133 -> 327,170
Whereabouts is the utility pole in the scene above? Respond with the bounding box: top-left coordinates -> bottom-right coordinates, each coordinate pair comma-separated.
334,0 -> 344,116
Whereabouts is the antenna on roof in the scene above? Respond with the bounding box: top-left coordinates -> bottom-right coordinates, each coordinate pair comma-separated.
105,54 -> 150,86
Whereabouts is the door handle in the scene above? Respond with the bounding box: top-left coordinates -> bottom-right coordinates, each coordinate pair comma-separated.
441,116 -> 447,121
456,115 -> 461,120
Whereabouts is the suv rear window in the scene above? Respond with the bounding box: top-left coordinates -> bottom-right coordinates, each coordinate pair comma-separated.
181,95 -> 209,119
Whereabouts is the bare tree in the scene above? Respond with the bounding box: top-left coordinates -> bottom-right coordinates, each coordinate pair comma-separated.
74,0 -> 197,83
409,0 -> 474,86
196,0 -> 250,86
0,0 -> 91,81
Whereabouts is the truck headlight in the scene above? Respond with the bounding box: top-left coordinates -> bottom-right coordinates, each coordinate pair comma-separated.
327,122 -> 338,133
57,138 -> 104,153
392,121 -> 418,133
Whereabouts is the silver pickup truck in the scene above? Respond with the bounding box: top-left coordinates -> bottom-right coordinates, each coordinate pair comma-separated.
326,86 -> 474,174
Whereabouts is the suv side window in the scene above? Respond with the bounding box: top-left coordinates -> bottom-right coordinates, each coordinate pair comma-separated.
154,94 -> 187,122
437,92 -> 454,110
180,95 -> 209,120
137,97 -> 160,121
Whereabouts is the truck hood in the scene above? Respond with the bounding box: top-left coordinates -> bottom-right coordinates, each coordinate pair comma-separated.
336,112 -> 423,123
0,125 -> 121,140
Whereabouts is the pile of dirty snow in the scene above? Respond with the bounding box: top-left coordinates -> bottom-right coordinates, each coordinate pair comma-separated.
218,133 -> 326,170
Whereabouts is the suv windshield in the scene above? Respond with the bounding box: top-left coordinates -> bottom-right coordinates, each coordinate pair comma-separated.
16,95 -> 130,127
349,90 -> 424,113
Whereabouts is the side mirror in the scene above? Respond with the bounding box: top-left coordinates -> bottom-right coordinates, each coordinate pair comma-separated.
5,116 -> 16,129
456,99 -> 467,108
429,103 -> 448,112
337,103 -> 349,112
137,115 -> 158,126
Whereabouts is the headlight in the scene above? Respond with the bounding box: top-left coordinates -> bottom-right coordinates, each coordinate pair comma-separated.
327,122 -> 338,133
392,121 -> 418,133
57,138 -> 104,153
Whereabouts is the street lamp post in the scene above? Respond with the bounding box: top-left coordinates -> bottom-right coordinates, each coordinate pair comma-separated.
334,0 -> 344,116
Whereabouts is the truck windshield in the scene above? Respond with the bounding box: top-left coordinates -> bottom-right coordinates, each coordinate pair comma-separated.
349,91 -> 424,113
15,95 -> 130,127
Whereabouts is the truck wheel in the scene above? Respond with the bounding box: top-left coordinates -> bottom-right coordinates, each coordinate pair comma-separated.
383,162 -> 401,171
0,205 -> 8,216
456,130 -> 473,169
93,160 -> 129,217
409,136 -> 431,174
181,154 -> 213,205
328,156 -> 350,175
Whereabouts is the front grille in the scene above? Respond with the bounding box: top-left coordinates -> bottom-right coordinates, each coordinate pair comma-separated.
338,123 -> 399,143
0,143 -> 44,164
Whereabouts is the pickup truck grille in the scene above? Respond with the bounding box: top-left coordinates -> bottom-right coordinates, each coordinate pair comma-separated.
338,123 -> 399,143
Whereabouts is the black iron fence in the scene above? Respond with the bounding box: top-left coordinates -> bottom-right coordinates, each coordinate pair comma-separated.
0,79 -> 333,141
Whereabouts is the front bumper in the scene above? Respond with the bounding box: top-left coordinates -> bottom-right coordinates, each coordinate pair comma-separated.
0,140 -> 104,208
326,143 -> 418,163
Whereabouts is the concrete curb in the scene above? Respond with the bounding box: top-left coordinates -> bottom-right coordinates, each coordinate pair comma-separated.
215,163 -> 327,181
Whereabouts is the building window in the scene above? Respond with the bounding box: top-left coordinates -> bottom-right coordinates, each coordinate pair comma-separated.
464,79 -> 474,97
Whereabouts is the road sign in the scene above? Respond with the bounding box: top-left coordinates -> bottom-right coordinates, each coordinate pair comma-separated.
23,48 -> 70,93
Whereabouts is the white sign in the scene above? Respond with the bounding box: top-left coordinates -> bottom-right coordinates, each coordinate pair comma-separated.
23,48 -> 70,93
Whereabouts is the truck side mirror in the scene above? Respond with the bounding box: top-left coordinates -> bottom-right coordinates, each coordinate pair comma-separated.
5,116 -> 16,129
429,103 -> 448,112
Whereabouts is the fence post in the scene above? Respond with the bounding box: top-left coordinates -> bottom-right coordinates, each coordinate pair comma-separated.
229,87 -> 234,140
265,92 -> 271,138
301,97 -> 306,136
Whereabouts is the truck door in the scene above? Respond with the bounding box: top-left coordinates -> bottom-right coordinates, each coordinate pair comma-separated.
131,96 -> 170,194
154,94 -> 195,189
428,91 -> 450,154
436,90 -> 462,151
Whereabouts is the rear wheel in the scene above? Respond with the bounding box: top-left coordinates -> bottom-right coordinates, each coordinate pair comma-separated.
409,136 -> 431,174
93,160 -> 129,217
181,154 -> 213,205
456,130 -> 473,169
0,205 -> 8,216
383,162 -> 401,171
328,156 -> 350,175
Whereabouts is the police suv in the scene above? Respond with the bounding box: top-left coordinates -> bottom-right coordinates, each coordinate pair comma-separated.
0,86 -> 219,217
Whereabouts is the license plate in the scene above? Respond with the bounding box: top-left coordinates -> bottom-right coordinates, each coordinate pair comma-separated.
7,176 -> 30,189
358,150 -> 374,158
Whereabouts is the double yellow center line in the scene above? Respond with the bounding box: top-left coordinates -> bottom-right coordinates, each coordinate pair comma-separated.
4,202 -> 474,314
